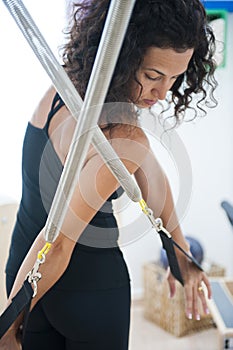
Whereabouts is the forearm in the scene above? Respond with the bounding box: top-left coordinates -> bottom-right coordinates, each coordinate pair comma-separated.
7,230 -> 75,311
158,176 -> 190,254
135,151 -> 190,253
135,148 -> 211,318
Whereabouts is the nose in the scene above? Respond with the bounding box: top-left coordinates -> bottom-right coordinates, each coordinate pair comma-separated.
152,80 -> 172,101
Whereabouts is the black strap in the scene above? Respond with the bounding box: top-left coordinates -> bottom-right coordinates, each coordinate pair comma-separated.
159,230 -> 204,285
159,230 -> 184,285
172,238 -> 204,271
0,280 -> 33,339
44,92 -> 65,135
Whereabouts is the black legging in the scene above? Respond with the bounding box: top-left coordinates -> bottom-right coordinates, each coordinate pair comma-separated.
6,275 -> 131,350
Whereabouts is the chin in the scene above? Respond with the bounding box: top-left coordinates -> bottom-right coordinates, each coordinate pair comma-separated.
136,103 -> 150,109
133,100 -> 146,108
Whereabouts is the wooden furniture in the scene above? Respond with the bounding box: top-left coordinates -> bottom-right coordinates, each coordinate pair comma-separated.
143,261 -> 225,337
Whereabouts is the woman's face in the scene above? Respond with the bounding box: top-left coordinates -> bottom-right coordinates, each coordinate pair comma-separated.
131,47 -> 194,108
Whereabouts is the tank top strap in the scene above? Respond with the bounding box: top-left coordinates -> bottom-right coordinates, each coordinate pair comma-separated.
44,92 -> 65,135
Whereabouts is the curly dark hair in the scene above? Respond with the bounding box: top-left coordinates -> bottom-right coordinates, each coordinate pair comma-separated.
63,0 -> 217,126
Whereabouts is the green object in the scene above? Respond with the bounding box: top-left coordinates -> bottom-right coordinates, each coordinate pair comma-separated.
207,10 -> 228,68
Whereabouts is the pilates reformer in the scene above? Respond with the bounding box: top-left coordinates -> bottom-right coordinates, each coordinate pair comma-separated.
0,0 -> 203,340
207,279 -> 233,350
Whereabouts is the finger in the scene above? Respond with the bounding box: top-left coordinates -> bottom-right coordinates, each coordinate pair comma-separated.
184,284 -> 193,320
166,268 -> 176,298
202,274 -> 212,299
201,275 -> 212,315
193,284 -> 200,320
198,283 -> 209,316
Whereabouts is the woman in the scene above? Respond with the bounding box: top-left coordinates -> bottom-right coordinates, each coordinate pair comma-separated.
1,0 -> 217,349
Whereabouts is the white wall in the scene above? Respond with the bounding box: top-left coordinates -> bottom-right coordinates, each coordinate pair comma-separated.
0,0 -> 66,199
178,14 -> 233,275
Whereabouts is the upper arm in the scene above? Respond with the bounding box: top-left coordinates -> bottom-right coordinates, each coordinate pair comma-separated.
135,145 -> 167,203
60,126 -> 149,242
134,145 -> 168,216
134,145 -> 183,234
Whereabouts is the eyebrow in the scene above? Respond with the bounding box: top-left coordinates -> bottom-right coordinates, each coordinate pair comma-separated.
145,68 -> 186,78
146,68 -> 166,76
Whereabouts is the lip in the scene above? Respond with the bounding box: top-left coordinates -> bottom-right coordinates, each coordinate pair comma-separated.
143,99 -> 157,106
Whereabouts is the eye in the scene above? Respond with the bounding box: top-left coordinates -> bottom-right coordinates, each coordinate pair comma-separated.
145,73 -> 162,81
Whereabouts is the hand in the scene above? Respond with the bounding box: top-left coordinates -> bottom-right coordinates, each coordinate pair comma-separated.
0,328 -> 22,350
166,258 -> 211,321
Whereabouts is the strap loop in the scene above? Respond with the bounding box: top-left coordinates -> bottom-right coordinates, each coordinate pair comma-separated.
37,242 -> 52,260
138,199 -> 204,285
26,243 -> 52,298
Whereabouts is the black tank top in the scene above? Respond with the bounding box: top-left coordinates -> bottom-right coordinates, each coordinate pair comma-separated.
6,93 -> 129,290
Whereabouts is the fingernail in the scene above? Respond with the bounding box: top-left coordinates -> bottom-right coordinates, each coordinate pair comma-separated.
187,313 -> 192,320
196,314 -> 201,321
205,308 -> 210,315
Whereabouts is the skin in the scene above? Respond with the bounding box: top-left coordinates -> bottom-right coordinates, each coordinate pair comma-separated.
131,47 -> 194,108
132,48 -> 211,318
0,47 -> 211,350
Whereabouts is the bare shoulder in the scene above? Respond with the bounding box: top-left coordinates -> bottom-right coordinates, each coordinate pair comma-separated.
110,123 -> 148,142
101,124 -> 150,175
109,123 -> 149,154
30,86 -> 72,165
30,86 -> 56,128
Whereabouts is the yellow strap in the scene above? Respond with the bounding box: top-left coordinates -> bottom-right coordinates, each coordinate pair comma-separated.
139,199 -> 149,215
37,243 -> 52,260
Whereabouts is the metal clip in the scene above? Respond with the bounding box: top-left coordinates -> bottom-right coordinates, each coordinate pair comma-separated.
26,254 -> 45,298
146,208 -> 160,228
144,209 -> 172,239
155,218 -> 172,238
139,200 -> 172,238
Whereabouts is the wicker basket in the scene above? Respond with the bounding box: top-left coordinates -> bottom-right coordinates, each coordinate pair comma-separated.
143,261 -> 225,337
